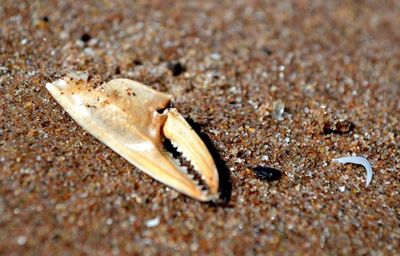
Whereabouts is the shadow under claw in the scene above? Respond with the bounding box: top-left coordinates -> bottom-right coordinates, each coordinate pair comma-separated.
185,118 -> 232,205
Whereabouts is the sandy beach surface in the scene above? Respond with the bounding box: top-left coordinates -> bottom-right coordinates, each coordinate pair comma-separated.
1,1 -> 399,254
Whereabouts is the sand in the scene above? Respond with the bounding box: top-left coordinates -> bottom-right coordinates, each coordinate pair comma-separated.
1,0 -> 399,254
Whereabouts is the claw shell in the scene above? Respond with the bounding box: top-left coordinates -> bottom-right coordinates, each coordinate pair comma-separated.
46,73 -> 219,201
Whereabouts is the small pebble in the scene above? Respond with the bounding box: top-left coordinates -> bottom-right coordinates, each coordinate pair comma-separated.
128,215 -> 136,223
59,31 -> 69,40
252,167 -> 282,181
145,217 -> 160,228
80,33 -> 91,43
272,100 -> 284,121
20,38 -> 28,45
167,62 -> 186,76
106,218 -> 113,225
132,59 -> 143,66
262,46 -> 272,55
17,236 -> 27,245
210,53 -> 221,60
83,47 -> 95,56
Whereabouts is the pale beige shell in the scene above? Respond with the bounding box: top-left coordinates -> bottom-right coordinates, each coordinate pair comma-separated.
46,73 -> 219,201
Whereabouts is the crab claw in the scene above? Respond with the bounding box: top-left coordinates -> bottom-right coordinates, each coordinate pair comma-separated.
46,72 -> 219,201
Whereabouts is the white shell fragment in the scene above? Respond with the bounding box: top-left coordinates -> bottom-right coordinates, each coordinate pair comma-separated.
145,217 -> 160,228
333,156 -> 373,187
272,100 -> 285,121
46,72 -> 219,202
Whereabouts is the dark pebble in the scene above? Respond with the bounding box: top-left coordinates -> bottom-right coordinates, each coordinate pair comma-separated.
80,33 -> 91,43
168,62 -> 186,76
252,167 -> 282,181
133,59 -> 143,66
262,46 -> 272,55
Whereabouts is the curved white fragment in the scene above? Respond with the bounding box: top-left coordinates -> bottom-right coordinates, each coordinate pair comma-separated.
333,156 -> 373,187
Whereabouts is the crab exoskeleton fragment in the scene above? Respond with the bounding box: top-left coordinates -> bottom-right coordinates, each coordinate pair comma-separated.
46,72 -> 219,202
